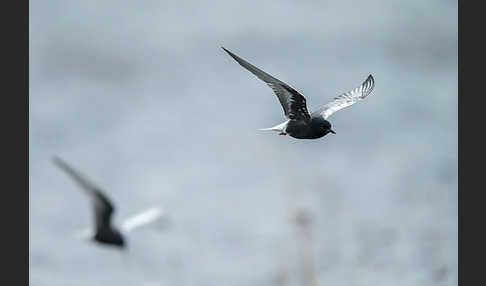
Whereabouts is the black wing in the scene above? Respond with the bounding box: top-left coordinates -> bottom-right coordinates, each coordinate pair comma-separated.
222,47 -> 311,122
53,157 -> 115,230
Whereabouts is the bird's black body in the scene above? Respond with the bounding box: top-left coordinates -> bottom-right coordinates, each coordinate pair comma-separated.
286,117 -> 334,139
90,187 -> 126,248
53,157 -> 167,251
53,157 -> 127,249
94,227 -> 125,248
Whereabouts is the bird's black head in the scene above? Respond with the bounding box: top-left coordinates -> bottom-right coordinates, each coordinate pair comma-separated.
311,117 -> 336,137
112,232 -> 126,249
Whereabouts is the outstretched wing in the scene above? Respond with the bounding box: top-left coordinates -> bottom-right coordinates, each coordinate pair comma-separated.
311,74 -> 375,120
222,47 -> 311,122
120,207 -> 170,233
53,156 -> 115,231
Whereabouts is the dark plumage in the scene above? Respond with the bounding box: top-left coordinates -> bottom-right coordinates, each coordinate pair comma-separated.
53,157 -> 126,249
222,47 -> 375,140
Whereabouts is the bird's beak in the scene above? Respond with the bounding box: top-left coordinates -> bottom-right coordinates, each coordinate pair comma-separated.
330,129 -> 336,134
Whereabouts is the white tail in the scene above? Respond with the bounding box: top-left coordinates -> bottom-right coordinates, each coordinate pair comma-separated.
258,120 -> 289,132
258,127 -> 280,131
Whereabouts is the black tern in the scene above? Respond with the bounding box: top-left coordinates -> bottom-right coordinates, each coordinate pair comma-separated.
222,47 -> 375,139
53,157 -> 169,249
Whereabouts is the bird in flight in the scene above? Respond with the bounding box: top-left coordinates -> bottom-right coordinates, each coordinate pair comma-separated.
53,157 -> 170,250
222,47 -> 375,140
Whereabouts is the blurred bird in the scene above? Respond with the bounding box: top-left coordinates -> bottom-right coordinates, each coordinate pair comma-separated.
53,156 -> 170,250
222,47 -> 375,139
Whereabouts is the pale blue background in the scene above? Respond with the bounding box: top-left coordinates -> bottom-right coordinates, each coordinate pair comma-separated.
30,1 -> 457,285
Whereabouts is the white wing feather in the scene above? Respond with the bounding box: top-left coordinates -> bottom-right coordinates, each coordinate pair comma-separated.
312,75 -> 375,120
120,207 -> 169,233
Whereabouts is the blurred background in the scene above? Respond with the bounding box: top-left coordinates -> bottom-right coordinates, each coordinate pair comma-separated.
29,0 -> 457,285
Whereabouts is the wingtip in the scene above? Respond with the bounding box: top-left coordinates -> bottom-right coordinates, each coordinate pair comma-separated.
147,207 -> 163,216
52,155 -> 64,166
221,47 -> 232,55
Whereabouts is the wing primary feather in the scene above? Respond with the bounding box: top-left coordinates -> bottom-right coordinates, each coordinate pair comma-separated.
311,74 -> 375,120
52,156 -> 100,193
222,47 -> 310,121
52,156 -> 115,229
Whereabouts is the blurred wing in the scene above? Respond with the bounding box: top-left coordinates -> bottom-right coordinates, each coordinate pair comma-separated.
311,75 -> 375,120
53,156 -> 115,230
222,47 -> 311,122
120,207 -> 169,233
